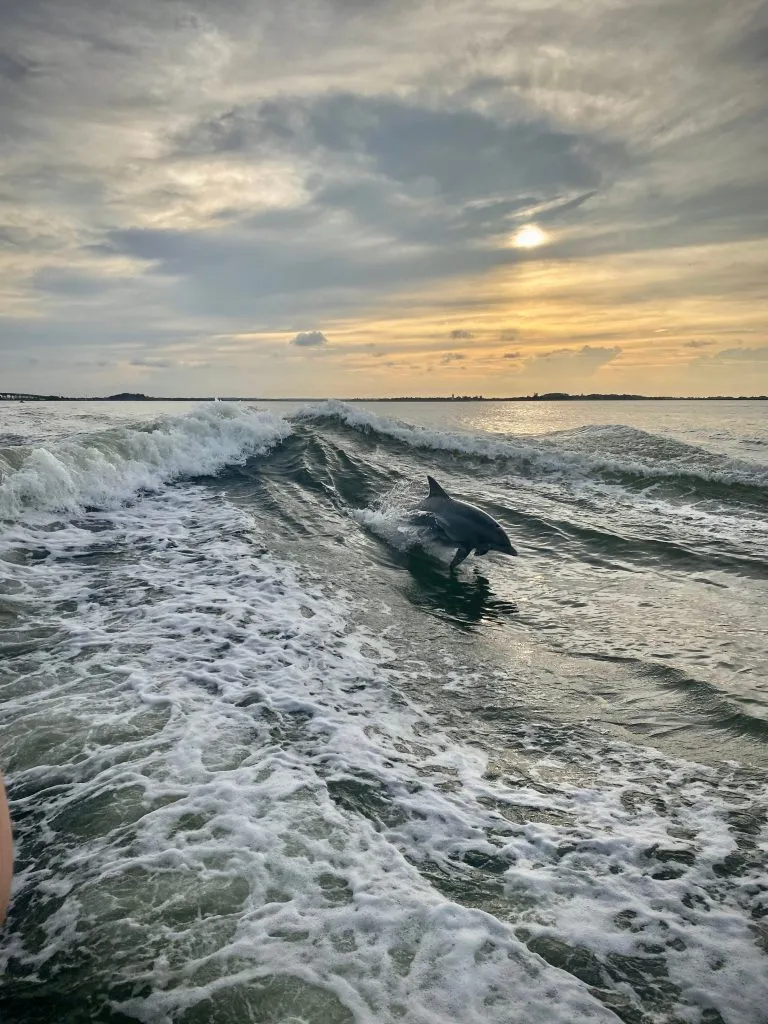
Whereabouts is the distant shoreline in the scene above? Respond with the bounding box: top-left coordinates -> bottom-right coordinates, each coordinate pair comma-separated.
1,392 -> 766,403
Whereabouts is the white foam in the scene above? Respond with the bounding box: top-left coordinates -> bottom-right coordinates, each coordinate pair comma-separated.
3,489 -> 765,1024
0,491 -> 622,1023
1,458 -> 766,1023
298,400 -> 768,491
0,402 -> 291,520
351,481 -> 453,560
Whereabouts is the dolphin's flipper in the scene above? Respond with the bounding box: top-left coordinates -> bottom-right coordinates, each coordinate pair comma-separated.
409,510 -> 449,536
427,476 -> 449,498
410,509 -> 457,543
449,546 -> 471,570
407,510 -> 436,524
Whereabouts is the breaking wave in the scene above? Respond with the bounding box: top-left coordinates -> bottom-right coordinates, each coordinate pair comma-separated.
1,398 -> 767,1023
0,403 -> 291,520
296,402 -> 768,500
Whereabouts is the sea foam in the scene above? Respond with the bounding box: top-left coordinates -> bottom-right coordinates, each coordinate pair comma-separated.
1,490 -> 622,1024
2,488 -> 765,1023
298,401 -> 768,494
0,403 -> 291,520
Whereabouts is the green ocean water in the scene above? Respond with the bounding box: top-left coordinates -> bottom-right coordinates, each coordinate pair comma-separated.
1,399 -> 766,1024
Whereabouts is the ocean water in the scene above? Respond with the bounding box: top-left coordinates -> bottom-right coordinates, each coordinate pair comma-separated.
0,398 -> 766,1024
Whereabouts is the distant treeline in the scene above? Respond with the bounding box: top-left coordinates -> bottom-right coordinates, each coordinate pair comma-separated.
360,393 -> 768,402
2,391 -> 766,402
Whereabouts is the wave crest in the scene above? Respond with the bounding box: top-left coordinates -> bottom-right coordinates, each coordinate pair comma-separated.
0,403 -> 291,519
296,401 -> 768,497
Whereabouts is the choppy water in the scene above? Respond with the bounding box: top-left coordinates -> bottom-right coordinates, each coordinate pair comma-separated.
1,399 -> 766,1024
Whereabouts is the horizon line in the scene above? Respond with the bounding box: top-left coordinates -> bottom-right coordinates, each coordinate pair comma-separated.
2,391 -> 768,403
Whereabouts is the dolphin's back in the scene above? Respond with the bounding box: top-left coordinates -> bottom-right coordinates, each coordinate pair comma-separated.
439,498 -> 506,544
418,478 -> 510,549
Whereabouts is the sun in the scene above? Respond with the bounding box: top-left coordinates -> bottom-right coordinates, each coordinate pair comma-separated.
510,224 -> 547,249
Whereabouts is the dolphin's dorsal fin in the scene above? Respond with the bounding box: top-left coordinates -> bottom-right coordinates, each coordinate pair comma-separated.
427,475 -> 449,498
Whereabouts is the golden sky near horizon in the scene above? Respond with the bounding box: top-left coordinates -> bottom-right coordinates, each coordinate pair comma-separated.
1,0 -> 767,396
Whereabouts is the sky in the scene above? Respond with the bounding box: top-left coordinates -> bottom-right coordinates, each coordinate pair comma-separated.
1,0 -> 767,398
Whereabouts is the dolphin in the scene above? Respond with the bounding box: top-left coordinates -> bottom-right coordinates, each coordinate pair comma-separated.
413,476 -> 518,570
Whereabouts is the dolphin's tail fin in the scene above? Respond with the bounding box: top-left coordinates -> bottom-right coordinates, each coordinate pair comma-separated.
427,475 -> 449,498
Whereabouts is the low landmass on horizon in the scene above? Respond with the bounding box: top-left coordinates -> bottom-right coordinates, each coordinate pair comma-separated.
2,392 -> 766,403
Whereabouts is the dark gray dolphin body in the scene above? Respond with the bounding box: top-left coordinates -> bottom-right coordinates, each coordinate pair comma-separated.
413,476 -> 518,570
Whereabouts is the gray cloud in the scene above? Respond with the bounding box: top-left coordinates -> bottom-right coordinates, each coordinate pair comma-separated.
503,351 -> 521,359
33,268 -> 116,297
0,51 -> 38,82
712,345 -> 768,362
0,0 -> 766,396
291,330 -> 329,347
129,357 -> 176,368
441,352 -> 466,364
175,94 -> 614,199
537,345 -> 622,366
509,344 -> 625,392
301,96 -> 607,198
450,329 -> 474,339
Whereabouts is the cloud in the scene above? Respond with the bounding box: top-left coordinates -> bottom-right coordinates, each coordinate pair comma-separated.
449,328 -> 474,339
538,345 -> 622,366
179,93 -> 613,200
500,329 -> 519,341
536,190 -> 598,221
441,352 -> 466,364
503,351 -> 521,359
92,85 -> 626,327
129,357 -> 175,368
0,51 -> 38,83
514,345 -> 623,388
687,344 -> 768,369
290,330 -> 328,347
712,345 -> 768,362
128,355 -> 213,369
683,340 -> 714,349
0,0 -> 767,397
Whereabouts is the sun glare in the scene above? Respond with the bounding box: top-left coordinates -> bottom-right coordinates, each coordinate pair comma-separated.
511,224 -> 547,248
